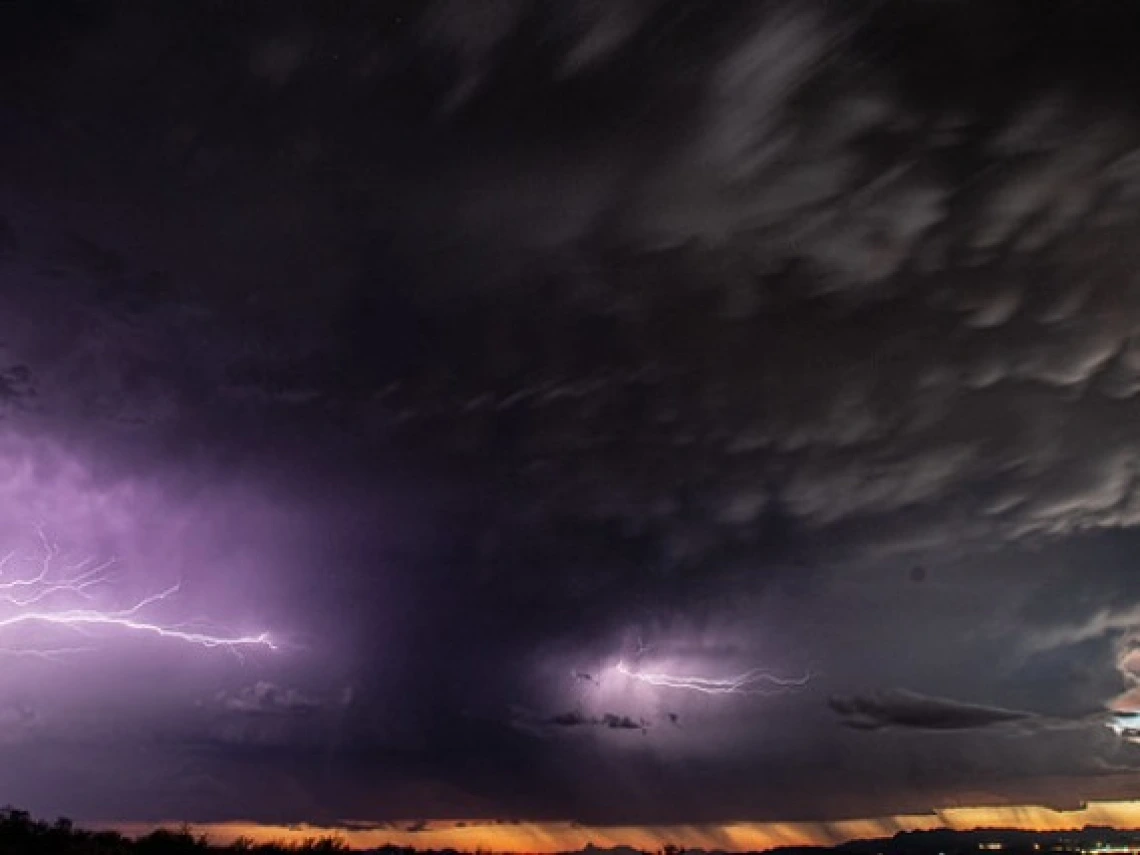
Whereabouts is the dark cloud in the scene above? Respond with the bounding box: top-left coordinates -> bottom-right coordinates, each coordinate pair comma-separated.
550,711 -> 648,732
509,707 -> 649,736
5,2 -> 1140,576
829,690 -> 1036,732
3,0 -> 1140,831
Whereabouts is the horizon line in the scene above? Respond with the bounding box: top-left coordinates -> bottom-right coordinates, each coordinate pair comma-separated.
99,799 -> 1140,853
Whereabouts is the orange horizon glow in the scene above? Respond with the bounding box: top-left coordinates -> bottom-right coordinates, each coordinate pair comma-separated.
106,800 -> 1140,853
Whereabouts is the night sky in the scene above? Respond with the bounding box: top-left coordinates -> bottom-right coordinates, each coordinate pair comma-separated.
3,0 -> 1140,847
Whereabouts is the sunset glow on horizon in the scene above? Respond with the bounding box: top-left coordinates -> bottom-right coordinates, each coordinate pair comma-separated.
108,800 -> 1140,853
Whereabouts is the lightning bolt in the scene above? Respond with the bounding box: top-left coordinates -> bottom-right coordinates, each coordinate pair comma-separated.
0,527 -> 277,656
615,660 -> 809,695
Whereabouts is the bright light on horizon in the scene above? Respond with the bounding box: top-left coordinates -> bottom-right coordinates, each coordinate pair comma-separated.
104,799 -> 1140,854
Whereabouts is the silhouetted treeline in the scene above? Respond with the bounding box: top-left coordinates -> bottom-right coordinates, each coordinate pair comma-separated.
0,807 -> 359,854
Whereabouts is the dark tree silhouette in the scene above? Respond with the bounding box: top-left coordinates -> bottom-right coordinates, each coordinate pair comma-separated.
0,806 -> 353,854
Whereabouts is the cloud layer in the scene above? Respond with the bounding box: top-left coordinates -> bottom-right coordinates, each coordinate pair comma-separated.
4,0 -> 1140,830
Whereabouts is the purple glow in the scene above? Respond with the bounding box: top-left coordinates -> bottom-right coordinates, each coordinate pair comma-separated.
0,527 -> 277,657
614,659 -> 810,695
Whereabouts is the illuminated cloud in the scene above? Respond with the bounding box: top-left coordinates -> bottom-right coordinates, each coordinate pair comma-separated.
214,683 -> 328,716
1107,713 -> 1140,744
614,659 -> 810,696
0,526 -> 276,657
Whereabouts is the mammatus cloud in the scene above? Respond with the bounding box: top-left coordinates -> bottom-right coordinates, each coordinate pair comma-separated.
11,2 -> 1140,590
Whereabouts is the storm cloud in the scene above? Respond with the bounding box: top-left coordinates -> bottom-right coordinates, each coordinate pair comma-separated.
829,690 -> 1037,732
2,0 -> 1140,833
